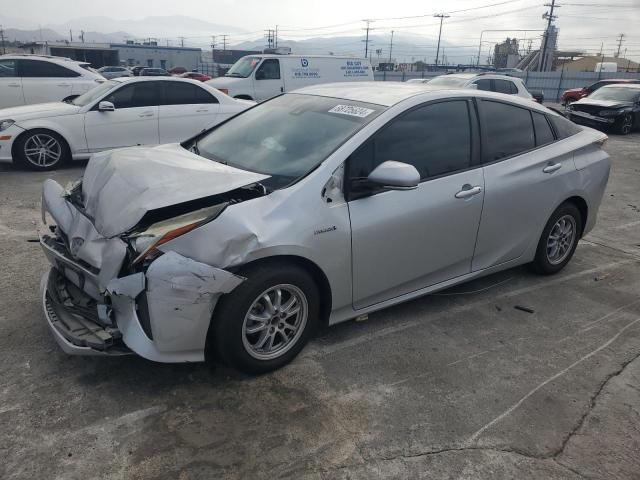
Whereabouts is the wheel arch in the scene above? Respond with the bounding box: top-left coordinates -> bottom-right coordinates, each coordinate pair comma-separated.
231,255 -> 333,328
11,127 -> 72,162
563,195 -> 589,238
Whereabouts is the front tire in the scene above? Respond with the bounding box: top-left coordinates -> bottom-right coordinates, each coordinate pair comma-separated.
14,129 -> 70,171
210,262 -> 319,374
617,113 -> 634,135
530,202 -> 582,275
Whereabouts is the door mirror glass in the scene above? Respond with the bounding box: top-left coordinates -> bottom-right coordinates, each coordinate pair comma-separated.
98,101 -> 115,112
367,160 -> 420,190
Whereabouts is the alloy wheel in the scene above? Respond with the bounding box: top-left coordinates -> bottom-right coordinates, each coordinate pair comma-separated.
242,284 -> 308,360
546,214 -> 576,265
23,133 -> 62,168
621,114 -> 633,134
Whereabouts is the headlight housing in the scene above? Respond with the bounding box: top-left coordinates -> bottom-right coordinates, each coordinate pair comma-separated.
0,119 -> 15,132
128,203 -> 227,264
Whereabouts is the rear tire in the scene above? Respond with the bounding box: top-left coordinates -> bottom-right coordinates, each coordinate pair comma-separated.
13,129 -> 70,171
210,262 -> 319,374
530,202 -> 582,275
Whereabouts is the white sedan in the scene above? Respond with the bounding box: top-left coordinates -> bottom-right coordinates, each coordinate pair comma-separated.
0,77 -> 254,170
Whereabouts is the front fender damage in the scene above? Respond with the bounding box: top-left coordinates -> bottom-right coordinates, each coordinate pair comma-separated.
107,251 -> 244,360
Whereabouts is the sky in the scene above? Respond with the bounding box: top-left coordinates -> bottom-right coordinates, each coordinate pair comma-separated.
2,0 -> 640,60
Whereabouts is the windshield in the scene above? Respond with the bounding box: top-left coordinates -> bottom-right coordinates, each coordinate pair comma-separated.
589,87 -> 640,102
427,76 -> 470,87
71,80 -> 117,106
194,94 -> 384,188
226,57 -> 261,78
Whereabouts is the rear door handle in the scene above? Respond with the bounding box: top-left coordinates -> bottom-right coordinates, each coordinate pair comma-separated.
455,185 -> 483,199
543,163 -> 562,174
138,111 -> 154,117
196,108 -> 209,112
56,83 -> 71,87
8,83 -> 20,87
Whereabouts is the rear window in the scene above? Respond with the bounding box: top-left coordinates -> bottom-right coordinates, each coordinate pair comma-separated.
549,114 -> 582,139
161,81 -> 218,105
494,79 -> 517,94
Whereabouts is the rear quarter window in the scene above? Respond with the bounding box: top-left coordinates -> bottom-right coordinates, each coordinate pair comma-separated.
549,114 -> 582,139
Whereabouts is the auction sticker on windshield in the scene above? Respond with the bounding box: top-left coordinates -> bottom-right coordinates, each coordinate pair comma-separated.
328,105 -> 376,118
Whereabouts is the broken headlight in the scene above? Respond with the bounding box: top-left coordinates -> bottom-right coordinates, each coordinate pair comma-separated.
128,203 -> 227,265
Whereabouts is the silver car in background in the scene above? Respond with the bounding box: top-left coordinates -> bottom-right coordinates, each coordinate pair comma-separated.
39,82 -> 610,373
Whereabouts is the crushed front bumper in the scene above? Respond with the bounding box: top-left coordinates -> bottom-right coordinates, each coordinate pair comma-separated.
39,178 -> 246,362
568,111 -> 616,128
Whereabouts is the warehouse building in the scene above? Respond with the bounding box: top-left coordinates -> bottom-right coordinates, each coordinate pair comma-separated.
17,41 -> 202,70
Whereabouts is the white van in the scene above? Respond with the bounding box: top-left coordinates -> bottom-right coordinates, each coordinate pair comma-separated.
207,55 -> 373,102
594,62 -> 618,73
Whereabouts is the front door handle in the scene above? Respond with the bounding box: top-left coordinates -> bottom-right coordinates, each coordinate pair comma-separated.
56,83 -> 72,87
455,185 -> 483,199
543,162 -> 562,174
138,111 -> 154,117
8,83 -> 20,87
196,108 -> 209,112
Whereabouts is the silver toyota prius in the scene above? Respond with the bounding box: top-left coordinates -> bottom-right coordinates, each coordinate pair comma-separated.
39,82 -> 610,373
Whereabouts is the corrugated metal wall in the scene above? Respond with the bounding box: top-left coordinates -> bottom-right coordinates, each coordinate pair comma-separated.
374,70 -> 640,102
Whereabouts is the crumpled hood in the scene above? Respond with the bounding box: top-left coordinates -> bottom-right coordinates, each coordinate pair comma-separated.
82,143 -> 270,238
0,102 -> 81,122
573,99 -> 633,109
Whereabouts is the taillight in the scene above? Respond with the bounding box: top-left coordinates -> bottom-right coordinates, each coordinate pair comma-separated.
595,136 -> 608,148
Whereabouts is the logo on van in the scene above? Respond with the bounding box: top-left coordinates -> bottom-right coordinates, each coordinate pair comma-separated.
301,58 -> 309,67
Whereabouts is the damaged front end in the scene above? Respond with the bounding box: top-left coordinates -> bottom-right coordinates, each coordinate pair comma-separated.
39,154 -> 267,362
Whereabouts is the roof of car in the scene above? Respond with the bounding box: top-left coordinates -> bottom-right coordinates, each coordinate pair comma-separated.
0,54 -> 88,65
599,83 -> 640,89
111,76 -> 201,85
294,81 -> 537,107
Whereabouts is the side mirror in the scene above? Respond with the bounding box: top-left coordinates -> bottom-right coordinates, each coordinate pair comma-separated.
367,161 -> 420,190
98,101 -> 115,112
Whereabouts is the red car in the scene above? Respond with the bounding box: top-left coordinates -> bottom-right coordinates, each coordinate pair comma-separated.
561,78 -> 640,105
179,72 -> 212,82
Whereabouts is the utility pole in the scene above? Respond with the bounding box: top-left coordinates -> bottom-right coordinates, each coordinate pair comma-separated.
539,0 -> 558,72
179,36 -> 185,47
388,30 -> 394,62
433,13 -> 450,67
0,26 -> 5,55
211,36 -> 216,62
69,29 -> 73,42
265,29 -> 275,49
362,20 -> 372,58
615,33 -> 625,58
221,34 -> 228,51
80,30 -> 85,43
275,25 -> 278,48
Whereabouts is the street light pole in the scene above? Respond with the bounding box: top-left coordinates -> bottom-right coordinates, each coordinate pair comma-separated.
434,14 -> 450,67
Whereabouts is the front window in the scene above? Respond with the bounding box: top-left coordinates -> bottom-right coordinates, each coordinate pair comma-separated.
427,76 -> 470,87
588,87 -> 640,103
70,80 -> 118,106
193,94 -> 384,189
226,57 -> 261,78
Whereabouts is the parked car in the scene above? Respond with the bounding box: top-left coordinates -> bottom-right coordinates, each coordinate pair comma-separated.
424,73 -> 535,101
168,66 -> 188,75
561,79 -> 640,105
0,77 -> 253,170
566,83 -> 640,134
39,83 -> 610,373
130,66 -> 145,76
139,68 -> 171,77
0,54 -> 104,108
180,71 -> 212,82
97,66 -> 133,80
207,55 -> 373,101
530,89 -> 545,104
